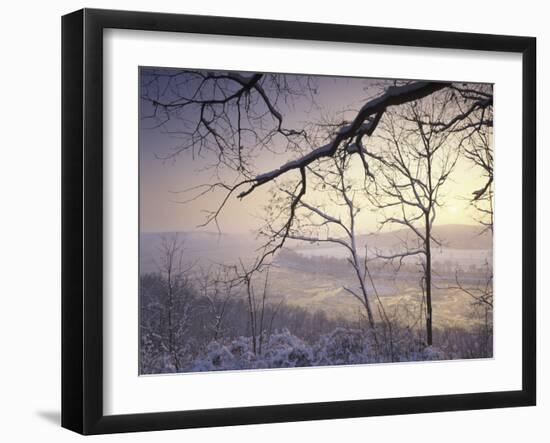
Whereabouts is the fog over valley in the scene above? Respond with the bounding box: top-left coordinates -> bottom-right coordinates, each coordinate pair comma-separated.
140,224 -> 492,330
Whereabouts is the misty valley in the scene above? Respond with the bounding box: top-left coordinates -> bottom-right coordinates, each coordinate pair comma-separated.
139,226 -> 493,374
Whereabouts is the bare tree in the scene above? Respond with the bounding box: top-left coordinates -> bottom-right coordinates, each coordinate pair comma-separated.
264,154 -> 380,330
367,95 -> 464,346
156,234 -> 194,371
196,265 -> 238,341
451,110 -> 493,355
262,143 -> 406,358
230,262 -> 273,355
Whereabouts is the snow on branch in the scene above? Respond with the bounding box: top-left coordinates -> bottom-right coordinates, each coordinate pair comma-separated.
237,81 -> 448,199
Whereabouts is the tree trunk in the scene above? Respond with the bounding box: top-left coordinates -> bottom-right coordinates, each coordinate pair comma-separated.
424,213 -> 433,346
246,278 -> 257,355
167,275 -> 179,371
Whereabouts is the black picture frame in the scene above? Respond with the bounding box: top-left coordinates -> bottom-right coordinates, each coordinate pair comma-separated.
61,8 -> 536,435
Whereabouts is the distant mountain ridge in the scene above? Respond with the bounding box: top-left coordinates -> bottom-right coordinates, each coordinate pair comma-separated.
141,224 -> 492,251
300,224 -> 492,251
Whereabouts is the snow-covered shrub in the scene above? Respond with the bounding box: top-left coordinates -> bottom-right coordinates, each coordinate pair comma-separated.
186,327 -> 452,372
190,341 -> 237,371
314,328 -> 371,365
421,345 -> 446,361
227,336 -> 257,369
189,336 -> 264,371
262,329 -> 313,368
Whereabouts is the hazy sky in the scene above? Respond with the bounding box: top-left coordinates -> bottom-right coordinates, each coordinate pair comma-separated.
140,70 -> 490,234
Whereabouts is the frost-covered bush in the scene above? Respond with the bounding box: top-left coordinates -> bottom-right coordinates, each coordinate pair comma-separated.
421,346 -> 446,361
261,329 -> 313,368
314,328 -> 371,365
227,336 -> 257,369
188,330 -> 314,371
184,328 -> 455,373
190,341 -> 238,371
189,336 -> 259,371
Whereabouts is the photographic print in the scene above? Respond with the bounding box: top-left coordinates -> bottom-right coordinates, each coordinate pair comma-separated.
139,68 -> 494,375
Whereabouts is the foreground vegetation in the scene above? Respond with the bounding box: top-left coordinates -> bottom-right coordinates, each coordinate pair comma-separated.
140,264 -> 493,375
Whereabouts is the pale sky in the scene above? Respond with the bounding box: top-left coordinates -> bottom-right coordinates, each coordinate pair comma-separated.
140,70 -> 490,235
